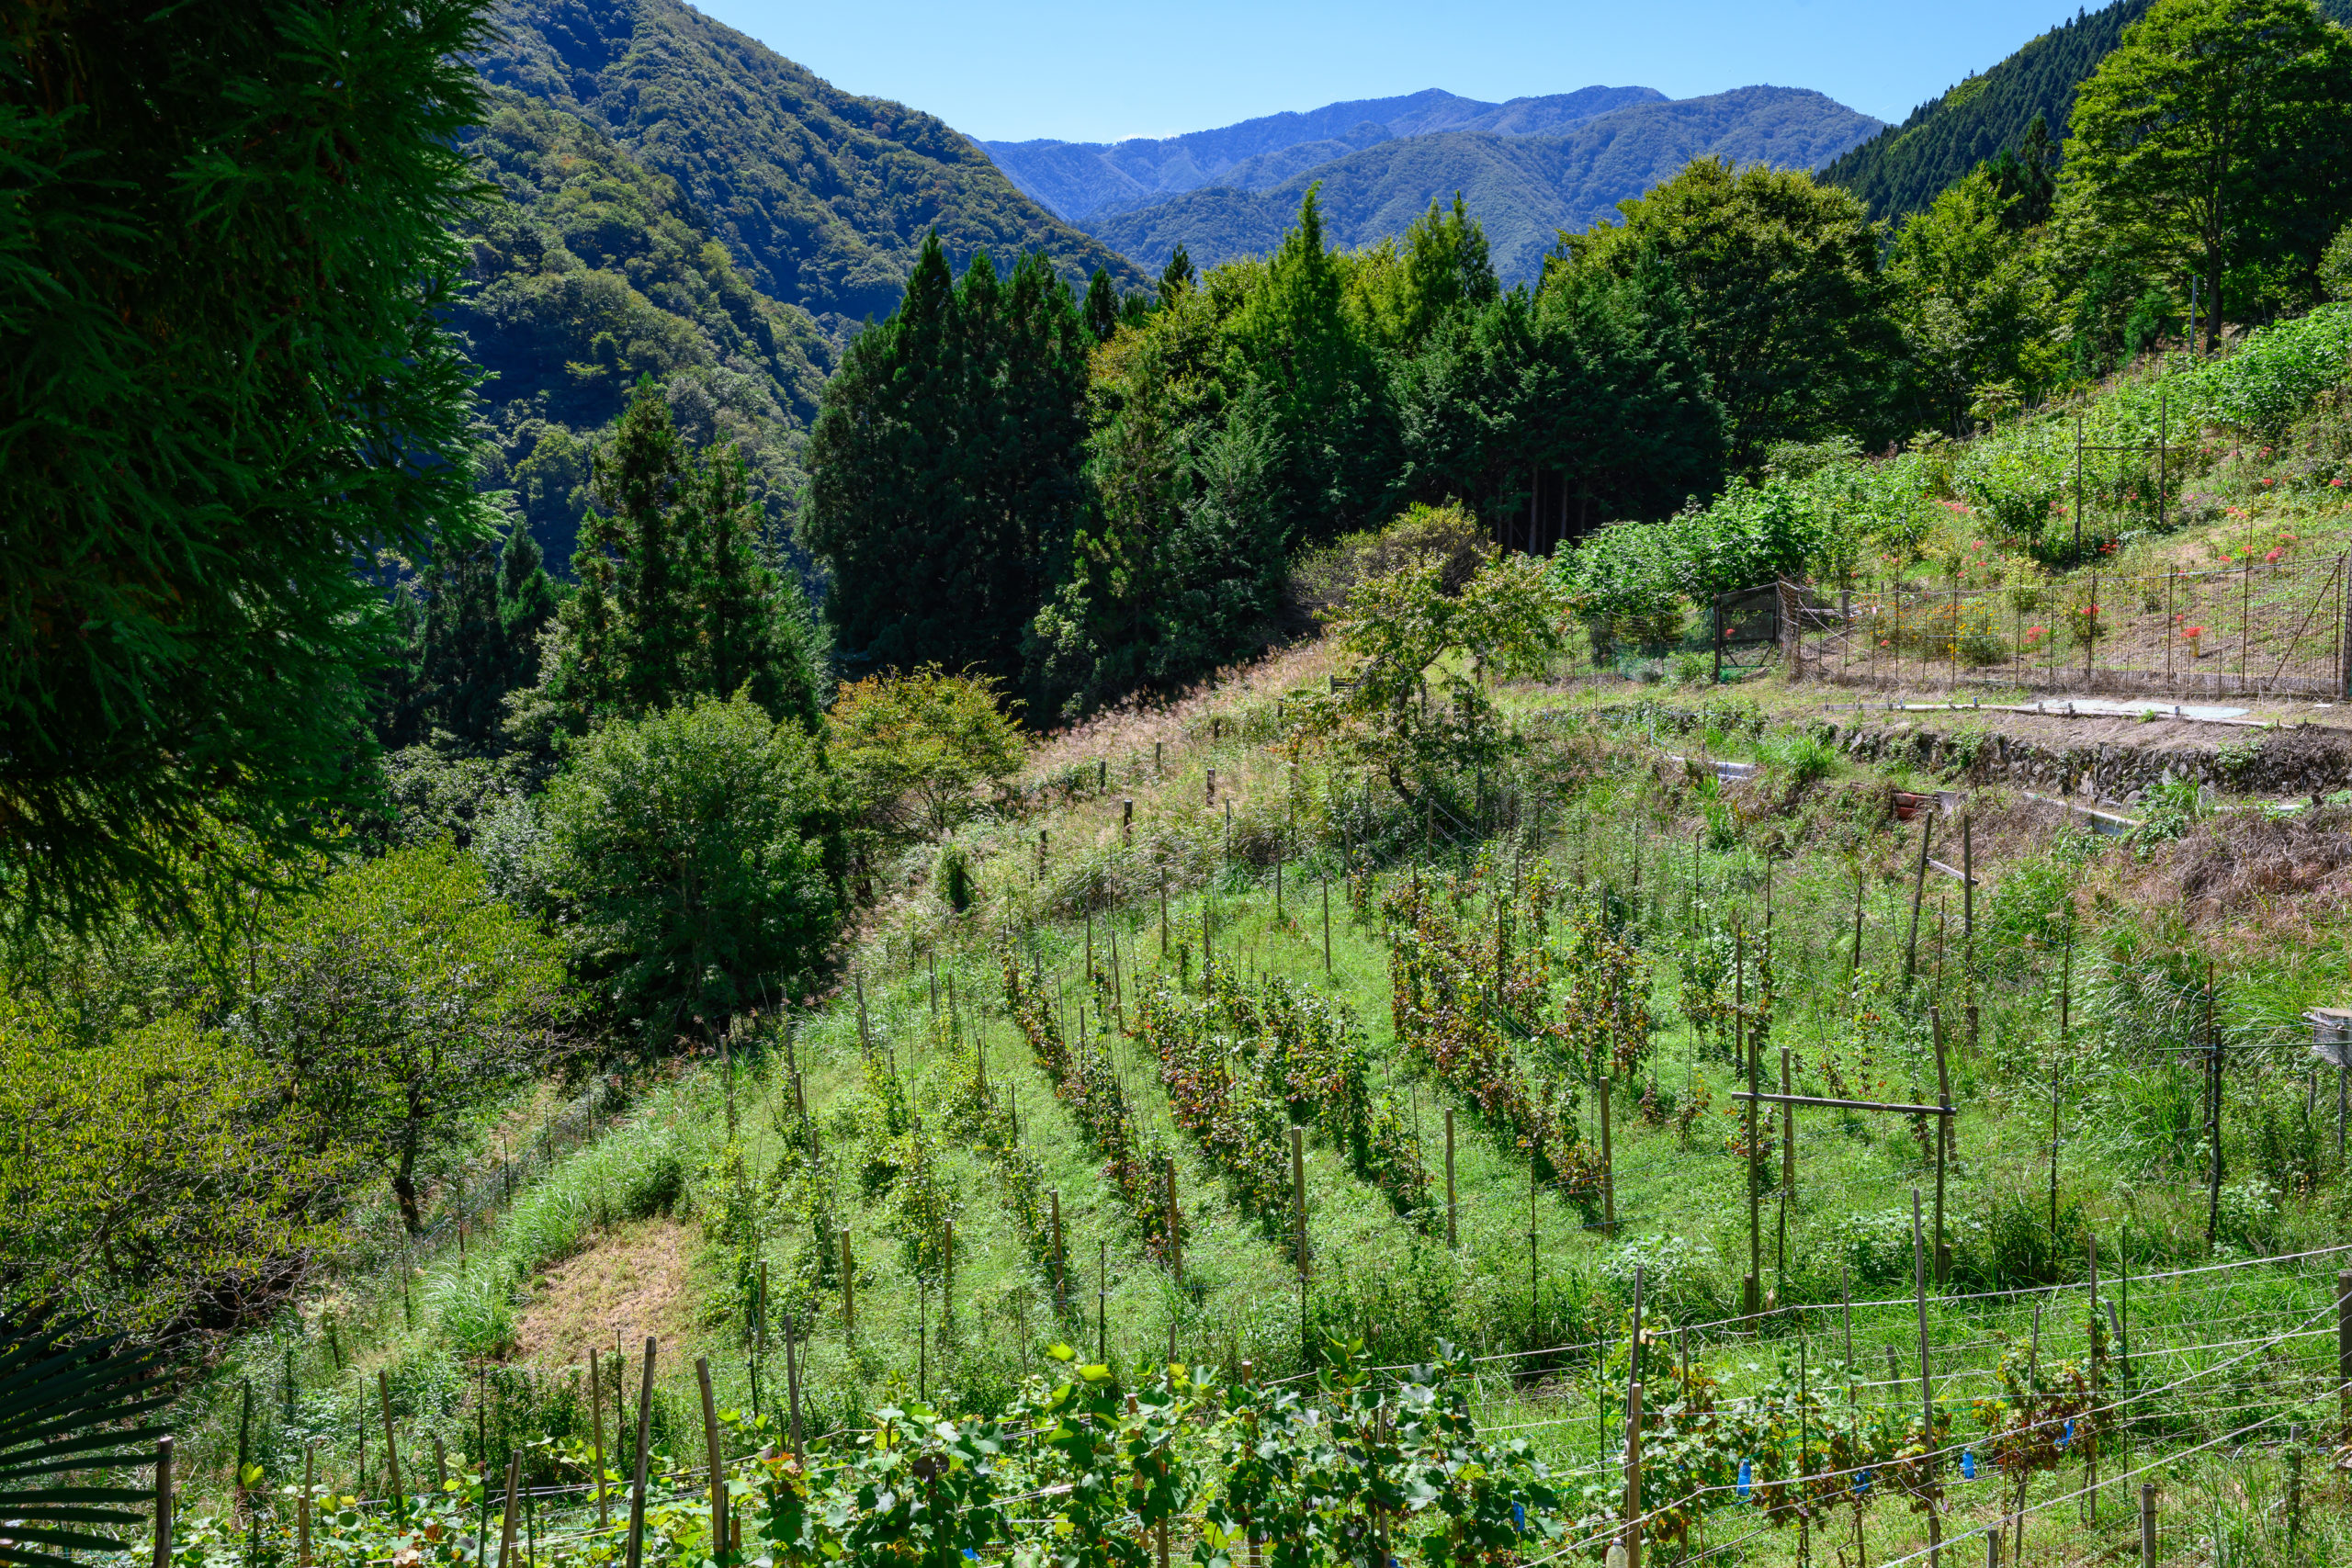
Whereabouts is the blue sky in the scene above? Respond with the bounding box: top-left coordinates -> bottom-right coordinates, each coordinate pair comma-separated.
694,0 -> 2090,142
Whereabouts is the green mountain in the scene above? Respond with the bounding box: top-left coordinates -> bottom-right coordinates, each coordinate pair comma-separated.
1817,0 -> 2154,222
982,85 -> 1667,220
478,0 -> 1149,326
456,86 -> 838,570
1083,86 -> 1881,283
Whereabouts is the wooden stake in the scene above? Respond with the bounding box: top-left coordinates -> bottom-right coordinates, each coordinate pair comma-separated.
855,972 -> 872,1055
783,1309 -> 804,1463
1905,815 -> 1932,984
589,1349 -> 609,1529
496,1454 -> 521,1568
696,1358 -> 725,1563
2139,1483 -> 2158,1568
1600,1077 -> 1615,1235
1292,1126 -> 1308,1277
1160,872 -> 1169,957
625,1340 -> 654,1568
1322,877 -> 1332,973
378,1371 -> 404,1517
1164,1157 -> 1182,1280
1051,1189 -> 1066,1308
1098,1242 -> 1109,1363
1623,1380 -> 1645,1568
842,1232 -> 854,1333
1933,1007 -> 1951,1286
1910,1191 -> 1940,1568
1444,1109 -> 1458,1247
153,1437 -> 175,1568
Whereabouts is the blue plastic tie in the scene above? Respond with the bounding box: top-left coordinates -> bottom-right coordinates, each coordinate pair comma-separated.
1737,1458 -> 1752,1500
1961,1450 -> 1976,1481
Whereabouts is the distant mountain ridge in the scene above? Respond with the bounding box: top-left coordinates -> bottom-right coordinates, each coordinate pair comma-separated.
983,85 -> 1667,220
1082,86 -> 1883,284
479,0 -> 1148,327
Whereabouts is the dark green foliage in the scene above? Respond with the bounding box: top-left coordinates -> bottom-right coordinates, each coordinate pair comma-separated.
1985,114 -> 2059,230
379,524 -> 560,753
456,86 -> 836,568
1085,88 -> 1883,284
541,694 -> 843,1045
1158,244 -> 1197,307
538,380 -> 825,737
1225,188 -> 1402,547
0,1320 -> 167,1568
1562,160 -> 1901,462
1821,0 -> 2154,223
1083,268 -> 1121,342
478,0 -> 1147,322
803,236 -> 1094,687
1395,254 -> 1726,527
0,0 -> 494,937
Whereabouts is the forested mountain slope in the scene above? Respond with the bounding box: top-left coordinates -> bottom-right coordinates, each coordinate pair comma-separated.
477,0 -> 1148,326
982,85 -> 1665,220
455,87 -> 836,568
1085,86 -> 1881,281
1817,0 -> 2154,221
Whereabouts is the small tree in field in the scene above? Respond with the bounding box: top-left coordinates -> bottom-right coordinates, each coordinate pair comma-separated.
828,667 -> 1027,840
241,843 -> 569,1233
1306,536 -> 1568,802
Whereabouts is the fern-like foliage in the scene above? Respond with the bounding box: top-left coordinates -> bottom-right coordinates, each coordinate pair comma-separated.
0,1320 -> 169,1568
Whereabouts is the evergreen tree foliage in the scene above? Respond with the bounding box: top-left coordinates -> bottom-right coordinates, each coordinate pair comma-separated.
537,378 -> 824,737
803,234 -> 1093,686
1159,244 -> 1198,307
1984,115 -> 2060,230
1395,255 -> 1726,526
1822,0 -> 2157,222
1,0 -> 496,936
378,522 -> 561,754
1224,186 -> 1401,547
1084,267 -> 1122,342
2063,0 -> 2352,346
1560,160 -> 1901,462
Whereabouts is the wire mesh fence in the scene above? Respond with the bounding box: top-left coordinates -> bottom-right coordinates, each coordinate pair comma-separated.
1796,553 -> 2352,698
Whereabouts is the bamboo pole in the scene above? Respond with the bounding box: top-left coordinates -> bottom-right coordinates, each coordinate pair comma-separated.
1444,1109 -> 1458,1247
378,1371 -> 404,1517
496,1455 -> 521,1568
589,1350 -> 609,1529
1911,1191 -> 1941,1568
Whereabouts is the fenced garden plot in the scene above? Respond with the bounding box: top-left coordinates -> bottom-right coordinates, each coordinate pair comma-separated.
1797,554 -> 2352,698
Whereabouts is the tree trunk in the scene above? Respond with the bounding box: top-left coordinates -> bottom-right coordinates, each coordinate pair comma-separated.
393,1119 -> 424,1234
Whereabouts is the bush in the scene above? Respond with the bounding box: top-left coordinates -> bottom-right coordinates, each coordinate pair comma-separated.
542,694 -> 844,1044
1288,502 -> 1492,622
1600,1232 -> 1724,1314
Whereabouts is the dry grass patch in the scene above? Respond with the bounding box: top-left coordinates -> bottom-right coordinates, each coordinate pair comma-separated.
513,1218 -> 700,1369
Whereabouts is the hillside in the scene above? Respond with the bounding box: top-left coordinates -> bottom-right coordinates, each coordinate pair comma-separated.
1085,85 -> 1883,282
456,87 -> 836,567
477,0 -> 1149,326
981,85 -> 1666,220
1817,0 -> 2153,222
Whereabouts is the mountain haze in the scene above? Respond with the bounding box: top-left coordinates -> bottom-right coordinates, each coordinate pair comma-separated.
1084,86 -> 1883,283
479,0 -> 1148,327
983,85 -> 1667,220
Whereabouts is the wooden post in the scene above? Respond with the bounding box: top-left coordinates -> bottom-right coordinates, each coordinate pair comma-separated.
433,1436 -> 447,1492
1623,1380 -> 1645,1568
1911,1190 -> 1940,1568
1850,863 -> 1863,975
1098,1241 -> 1109,1363
496,1454 -> 521,1568
1051,1190 -> 1066,1309
2139,1483 -> 2156,1568
1444,1109 -> 1458,1247
842,1232 -> 854,1333
296,1444 -> 314,1568
1322,877 -> 1332,974
1600,1077 -> 1615,1235
783,1308 -> 804,1463
1841,1266 -> 1854,1371
1740,921 -> 1758,1317
625,1340 -> 654,1568
378,1370 -> 405,1517
2336,1267 -> 2352,1433
1779,1045 -> 1796,1199
1933,1007 -> 1951,1286
1164,1157 -> 1182,1281
589,1349 -> 609,1528
2207,967 -> 2223,1246
152,1437 -> 174,1568
855,972 -> 871,1055
696,1358 -> 725,1565
1905,815 -> 1932,984
1962,815 -> 1978,1051
234,1378 -> 252,1517
1292,1126 -> 1308,1278
2085,1237 -> 2099,1523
